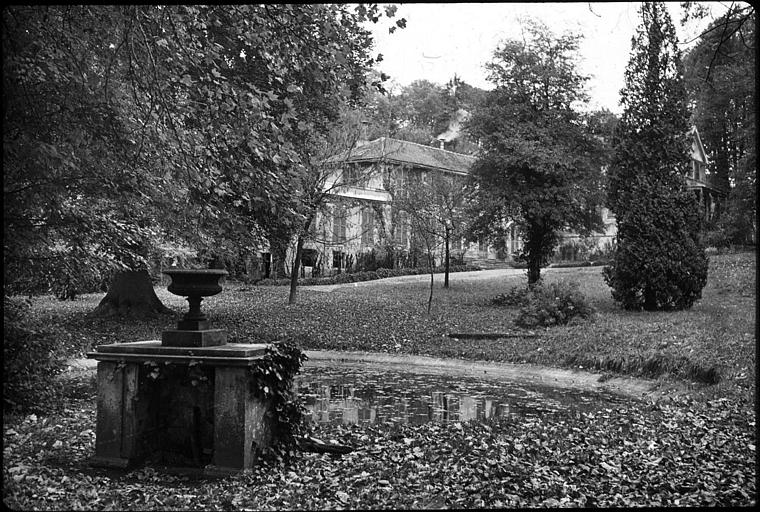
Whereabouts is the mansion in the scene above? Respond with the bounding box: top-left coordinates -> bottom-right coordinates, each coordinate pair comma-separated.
262,126 -> 725,278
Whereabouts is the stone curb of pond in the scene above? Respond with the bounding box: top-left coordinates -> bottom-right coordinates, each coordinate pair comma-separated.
302,350 -> 659,400
64,348 -> 659,401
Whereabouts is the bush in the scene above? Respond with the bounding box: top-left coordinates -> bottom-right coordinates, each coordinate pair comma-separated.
513,280 -> 595,328
491,286 -> 531,307
605,170 -> 708,311
3,296 -> 67,412
604,187 -> 708,311
702,229 -> 730,250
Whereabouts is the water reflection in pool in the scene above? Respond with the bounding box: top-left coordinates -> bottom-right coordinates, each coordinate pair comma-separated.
296,362 -> 629,426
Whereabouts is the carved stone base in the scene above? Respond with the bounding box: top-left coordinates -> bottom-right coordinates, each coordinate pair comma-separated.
87,345 -> 276,475
161,329 -> 227,347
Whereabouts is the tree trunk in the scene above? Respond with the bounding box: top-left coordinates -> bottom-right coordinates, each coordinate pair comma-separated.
444,226 -> 450,289
90,270 -> 173,318
426,247 -> 434,315
527,254 -> 541,287
643,287 -> 658,311
289,234 -> 305,305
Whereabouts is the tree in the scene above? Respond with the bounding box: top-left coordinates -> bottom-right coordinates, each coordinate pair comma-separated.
585,108 -> 620,143
684,6 -> 756,243
466,19 -> 605,285
357,76 -> 486,153
604,2 -> 708,311
285,109 -> 371,304
3,5 -> 399,314
3,6 -> 168,302
681,2 -> 755,82
392,169 -> 469,312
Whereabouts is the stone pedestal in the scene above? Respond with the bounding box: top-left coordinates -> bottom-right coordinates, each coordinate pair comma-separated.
161,329 -> 227,347
87,341 -> 274,475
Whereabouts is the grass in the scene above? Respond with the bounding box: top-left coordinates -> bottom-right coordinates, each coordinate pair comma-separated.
40,251 -> 755,402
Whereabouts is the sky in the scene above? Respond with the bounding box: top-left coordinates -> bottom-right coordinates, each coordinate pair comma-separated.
367,2 -> 729,114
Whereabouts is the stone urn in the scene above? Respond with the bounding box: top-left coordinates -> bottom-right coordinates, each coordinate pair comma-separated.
162,268 -> 228,347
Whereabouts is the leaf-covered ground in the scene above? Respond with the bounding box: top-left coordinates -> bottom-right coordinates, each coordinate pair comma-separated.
3,251 -> 755,509
38,251 -> 755,401
2,372 -> 755,509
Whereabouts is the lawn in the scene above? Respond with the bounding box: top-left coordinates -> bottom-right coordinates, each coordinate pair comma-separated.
2,251 -> 756,509
38,251 -> 756,401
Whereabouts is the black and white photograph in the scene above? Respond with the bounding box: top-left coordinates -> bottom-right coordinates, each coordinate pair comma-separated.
3,2 -> 755,509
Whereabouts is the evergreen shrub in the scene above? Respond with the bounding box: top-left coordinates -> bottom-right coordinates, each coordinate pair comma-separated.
604,184 -> 708,310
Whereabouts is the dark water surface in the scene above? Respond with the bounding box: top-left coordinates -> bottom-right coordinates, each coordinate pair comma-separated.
296,362 -> 633,426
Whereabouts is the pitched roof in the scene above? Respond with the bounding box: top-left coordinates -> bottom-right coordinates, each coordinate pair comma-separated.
328,137 -> 476,174
689,126 -> 709,165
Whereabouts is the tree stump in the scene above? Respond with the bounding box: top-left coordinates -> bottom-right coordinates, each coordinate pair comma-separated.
90,270 -> 173,318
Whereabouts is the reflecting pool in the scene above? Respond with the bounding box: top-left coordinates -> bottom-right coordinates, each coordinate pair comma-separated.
296,361 -> 631,426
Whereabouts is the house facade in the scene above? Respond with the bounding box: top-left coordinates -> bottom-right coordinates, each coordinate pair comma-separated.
260,126 -> 719,277
684,126 -> 727,222
297,137 -> 523,276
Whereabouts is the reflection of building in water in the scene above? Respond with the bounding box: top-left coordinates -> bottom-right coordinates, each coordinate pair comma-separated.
430,392 -> 461,422
299,380 -> 520,425
460,396 -> 477,422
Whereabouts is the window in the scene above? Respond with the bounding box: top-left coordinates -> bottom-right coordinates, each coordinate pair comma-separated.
308,216 -> 319,239
361,208 -> 374,245
332,209 -> 346,243
302,249 -> 319,267
392,209 -> 408,245
343,164 -> 367,187
332,250 -> 343,269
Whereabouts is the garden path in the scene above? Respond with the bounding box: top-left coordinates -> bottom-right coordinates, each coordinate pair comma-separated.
299,266 -> 601,292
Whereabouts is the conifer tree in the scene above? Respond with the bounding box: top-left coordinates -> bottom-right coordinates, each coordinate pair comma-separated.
604,1 -> 708,310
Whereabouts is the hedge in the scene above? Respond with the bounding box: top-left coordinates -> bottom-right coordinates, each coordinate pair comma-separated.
256,265 -> 482,287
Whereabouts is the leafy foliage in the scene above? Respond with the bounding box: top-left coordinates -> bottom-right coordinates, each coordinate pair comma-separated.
605,2 -> 708,310
360,75 -> 485,152
248,341 -> 309,452
3,297 -> 67,412
3,5 -> 395,296
684,6 -> 756,245
467,18 -> 605,285
490,286 -> 531,307
513,280 -> 596,328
